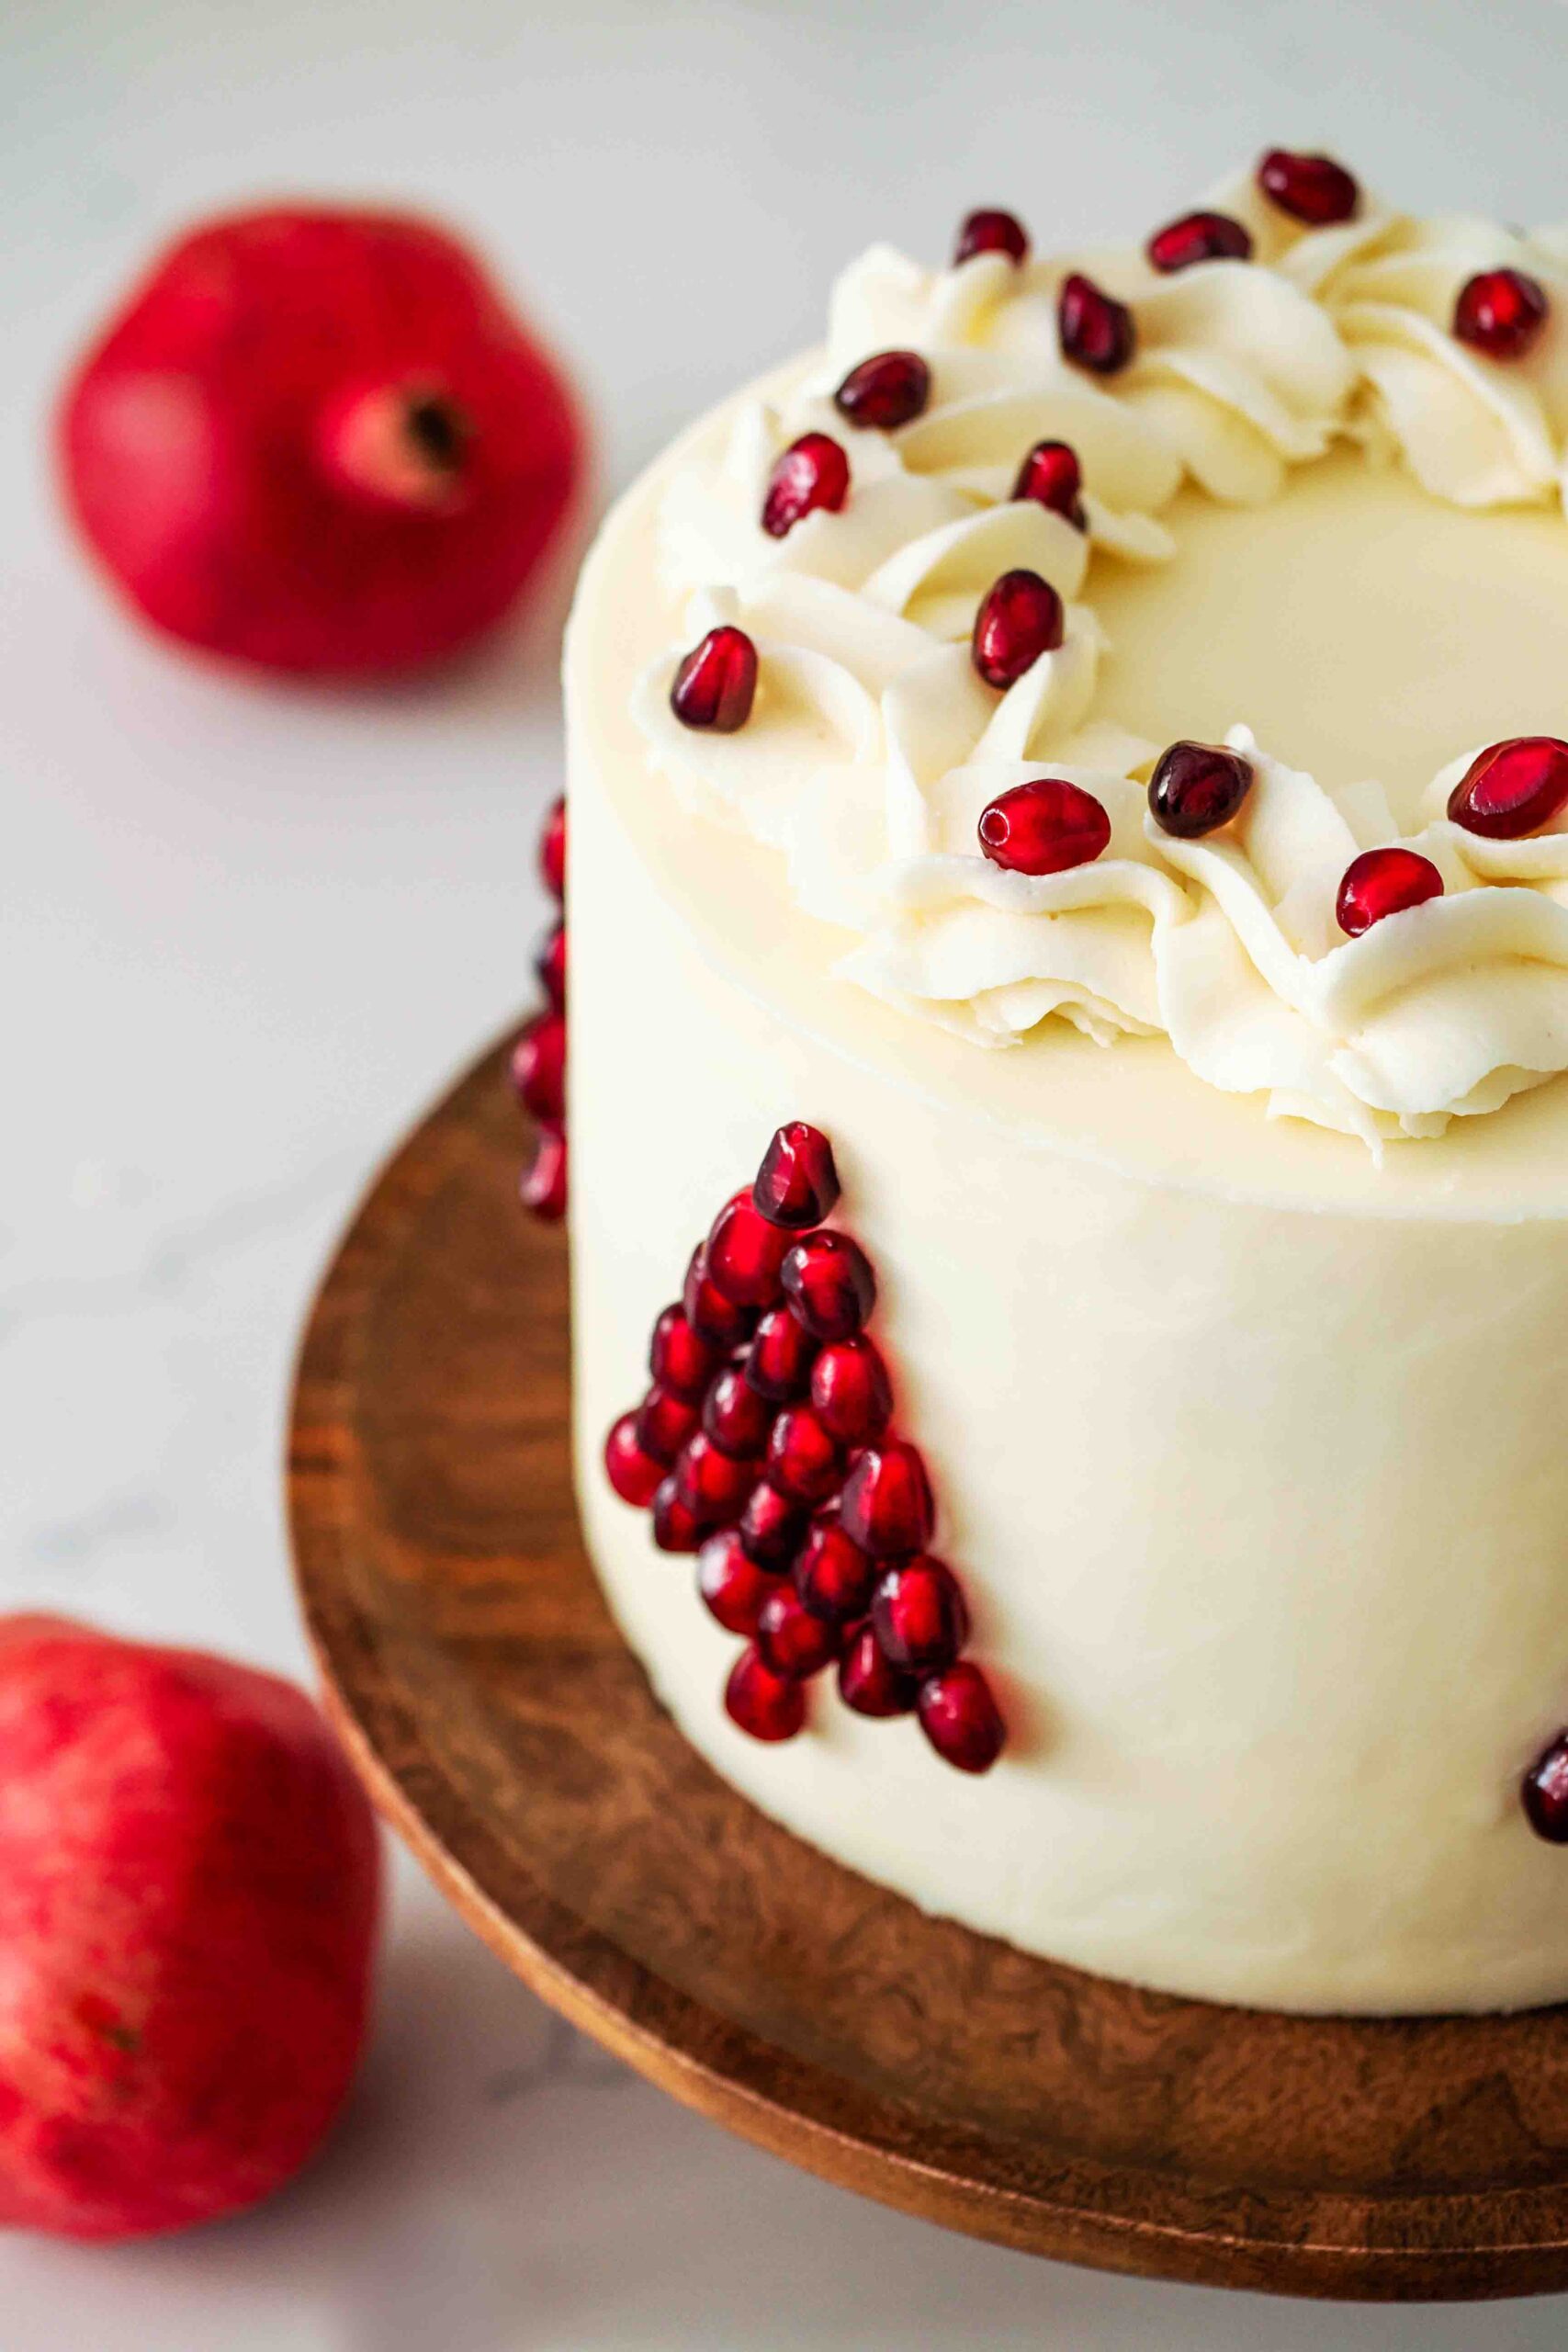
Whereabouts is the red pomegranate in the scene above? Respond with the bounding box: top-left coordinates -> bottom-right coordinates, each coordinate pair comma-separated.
0,1615 -> 380,2240
58,208 -> 583,677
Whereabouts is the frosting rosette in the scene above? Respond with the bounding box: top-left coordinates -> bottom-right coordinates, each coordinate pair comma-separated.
632,159 -> 1568,1152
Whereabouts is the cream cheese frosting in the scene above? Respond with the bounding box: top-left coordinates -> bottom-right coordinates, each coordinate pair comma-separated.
631,166 -> 1568,1151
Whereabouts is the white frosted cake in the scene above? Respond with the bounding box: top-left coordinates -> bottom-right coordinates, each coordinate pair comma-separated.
559,151 -> 1568,2015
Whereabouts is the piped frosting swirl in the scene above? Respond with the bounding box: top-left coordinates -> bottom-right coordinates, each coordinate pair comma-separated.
632,160 -> 1568,1151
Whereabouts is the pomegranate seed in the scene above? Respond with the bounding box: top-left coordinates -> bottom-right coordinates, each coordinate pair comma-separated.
635,1383 -> 702,1467
670,625 -> 758,732
706,1188 -> 790,1308
683,1245 -> 757,1349
1336,847 -> 1443,937
738,1481 -> 807,1568
794,1519 -> 876,1623
536,921 -> 566,1012
766,1405 -> 843,1506
1011,439 -> 1086,528
725,1645 -> 807,1741
1523,1731 -> 1568,1842
744,1305 -> 818,1402
1453,269 -> 1549,361
756,1584 -> 842,1679
511,1011 -> 565,1124
841,1441 -> 934,1556
918,1662 -> 1006,1773
1148,740 -> 1254,839
953,208 -> 1030,268
871,1555 -> 969,1671
538,795 -> 566,900
780,1230 -> 876,1341
833,349 -> 931,432
649,1304 -> 723,1402
761,432 -> 851,537
971,569 -> 1064,689
652,1476 -> 703,1554
703,1366 -> 776,1459
752,1121 -> 840,1228
978,777 -> 1111,876
1257,148 -> 1359,227
697,1531 -> 783,1636
838,1623 -> 919,1718
1057,273 -> 1135,376
810,1335 -> 892,1445
604,1411 -> 663,1508
1448,737 -> 1568,839
520,1125 -> 567,1221
1145,210 -> 1253,273
674,1430 -> 760,1526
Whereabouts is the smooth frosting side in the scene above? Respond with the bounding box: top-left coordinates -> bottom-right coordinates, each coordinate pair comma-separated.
631,170 -> 1568,1152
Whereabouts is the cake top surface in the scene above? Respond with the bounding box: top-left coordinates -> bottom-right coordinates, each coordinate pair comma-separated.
577,152 -> 1568,1199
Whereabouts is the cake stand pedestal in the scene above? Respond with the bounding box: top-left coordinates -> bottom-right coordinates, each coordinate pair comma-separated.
288,1029 -> 1568,2303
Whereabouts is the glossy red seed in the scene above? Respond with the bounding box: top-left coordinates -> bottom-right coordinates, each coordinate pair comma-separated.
738,1481 -> 808,1569
871,1555 -> 969,1672
604,1411 -> 663,1507
1448,736 -> 1568,839
1452,268 -> 1549,361
670,625 -> 758,732
1145,209 -> 1253,273
743,1306 -> 818,1402
649,1304 -> 723,1402
674,1430 -> 761,1526
683,1245 -> 758,1349
705,1188 -> 790,1308
840,1441 -> 934,1557
1147,739 -> 1254,839
780,1230 -> 876,1341
761,432 -> 851,538
953,208 -> 1030,268
697,1531 -> 783,1636
794,1519 -> 876,1623
1523,1731 -> 1568,1842
725,1645 -> 807,1741
1011,439 -> 1086,528
766,1405 -> 843,1506
536,921 -> 566,1012
752,1121 -> 840,1228
1336,847 -> 1443,938
833,349 -> 931,432
978,777 -> 1111,876
538,795 -> 566,900
1057,273 -> 1135,375
1257,148 -> 1359,227
918,1662 -> 1006,1773
809,1335 -> 892,1445
652,1476 -> 703,1554
635,1383 -> 702,1467
756,1584 -> 842,1679
838,1623 -> 919,1718
971,569 -> 1065,690
520,1124 -> 567,1221
510,1010 -> 565,1124
703,1366 -> 776,1460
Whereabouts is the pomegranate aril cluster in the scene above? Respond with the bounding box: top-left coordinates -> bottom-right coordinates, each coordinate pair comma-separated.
604,1124 -> 1005,1773
513,792 -> 568,1221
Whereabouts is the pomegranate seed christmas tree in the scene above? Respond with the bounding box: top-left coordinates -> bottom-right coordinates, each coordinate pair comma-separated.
513,792 -> 569,1220
603,1125 -> 1006,1772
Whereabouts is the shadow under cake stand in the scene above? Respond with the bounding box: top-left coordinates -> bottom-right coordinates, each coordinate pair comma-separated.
287,1029 -> 1568,2303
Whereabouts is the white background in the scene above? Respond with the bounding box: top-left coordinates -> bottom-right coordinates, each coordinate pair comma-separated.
6,0 -> 1568,2342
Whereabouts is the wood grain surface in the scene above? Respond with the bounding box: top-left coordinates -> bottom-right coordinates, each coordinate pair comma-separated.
288,1032 -> 1568,2302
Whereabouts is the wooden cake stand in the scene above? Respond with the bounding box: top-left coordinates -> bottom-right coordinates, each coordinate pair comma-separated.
288,1031 -> 1568,2303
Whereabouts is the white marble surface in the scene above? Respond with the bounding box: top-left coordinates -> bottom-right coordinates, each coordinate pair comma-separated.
7,0 -> 1568,2339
